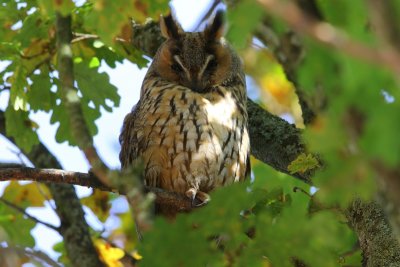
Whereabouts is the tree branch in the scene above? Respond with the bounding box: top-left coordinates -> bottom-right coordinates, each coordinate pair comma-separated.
247,99 -> 312,182
55,13 -> 110,187
0,167 -> 108,190
0,197 -> 59,231
347,199 -> 400,267
0,167 -> 194,212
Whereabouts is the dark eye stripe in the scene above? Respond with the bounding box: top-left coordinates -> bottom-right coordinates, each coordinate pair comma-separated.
171,63 -> 183,72
172,55 -> 190,79
206,58 -> 217,70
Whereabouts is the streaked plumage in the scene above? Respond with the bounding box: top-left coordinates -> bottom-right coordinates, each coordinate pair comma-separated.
119,11 -> 250,213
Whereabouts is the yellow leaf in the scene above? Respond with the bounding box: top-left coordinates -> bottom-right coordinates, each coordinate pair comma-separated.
3,182 -> 48,207
81,189 -> 111,222
94,239 -> 125,267
132,250 -> 142,260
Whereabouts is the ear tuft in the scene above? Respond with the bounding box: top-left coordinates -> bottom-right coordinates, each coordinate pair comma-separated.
205,10 -> 225,41
160,13 -> 182,39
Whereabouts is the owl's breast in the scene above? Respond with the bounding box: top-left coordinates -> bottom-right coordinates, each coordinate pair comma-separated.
137,83 -> 249,194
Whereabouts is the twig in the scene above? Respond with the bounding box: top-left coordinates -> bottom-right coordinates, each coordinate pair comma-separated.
257,0 -> 400,75
72,32 -> 99,43
7,147 -> 29,166
19,50 -> 48,60
293,186 -> 311,197
35,182 -> 57,211
0,197 -> 59,231
72,32 -> 129,43
0,245 -> 62,267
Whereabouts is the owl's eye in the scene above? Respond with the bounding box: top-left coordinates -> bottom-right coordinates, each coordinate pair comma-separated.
205,58 -> 217,71
171,63 -> 183,72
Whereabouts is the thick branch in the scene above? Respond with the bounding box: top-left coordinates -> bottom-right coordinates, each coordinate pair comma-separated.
373,162 -> 400,242
55,13 -> 110,187
247,99 -> 311,183
347,200 -> 400,267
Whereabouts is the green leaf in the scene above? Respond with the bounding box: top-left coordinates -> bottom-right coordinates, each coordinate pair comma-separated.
53,240 -> 70,265
85,0 -> 168,46
89,57 -> 100,68
53,0 -> 75,16
313,154 -> 376,206
315,0 -> 374,42
9,64 -> 28,111
360,104 -> 400,166
257,199 -> 355,267
75,60 -> 120,111
92,42 -> 124,68
5,106 -> 39,152
227,0 -> 264,48
84,1 -> 133,45
17,11 -> 50,48
49,101 -> 68,144
0,42 -> 20,60
288,153 -> 320,174
28,71 -> 56,112
113,42 -> 149,68
81,99 -> 101,136
0,203 -> 36,247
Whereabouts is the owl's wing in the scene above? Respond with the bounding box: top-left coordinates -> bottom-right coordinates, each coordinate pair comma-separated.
119,103 -> 144,169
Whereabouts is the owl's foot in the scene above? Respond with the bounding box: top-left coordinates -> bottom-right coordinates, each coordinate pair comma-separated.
185,188 -> 210,207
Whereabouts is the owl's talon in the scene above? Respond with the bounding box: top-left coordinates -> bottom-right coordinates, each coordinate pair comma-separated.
186,189 -> 210,207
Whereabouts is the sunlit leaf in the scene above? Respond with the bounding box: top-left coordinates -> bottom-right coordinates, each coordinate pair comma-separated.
288,153 -> 320,174
94,239 -> 125,267
81,190 -> 111,222
5,106 -> 39,152
3,182 -> 48,208
74,59 -> 120,111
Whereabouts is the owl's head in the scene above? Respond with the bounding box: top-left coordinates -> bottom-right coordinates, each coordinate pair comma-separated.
153,11 -> 236,93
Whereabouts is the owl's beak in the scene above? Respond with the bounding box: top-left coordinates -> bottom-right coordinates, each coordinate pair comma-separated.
190,79 -> 204,92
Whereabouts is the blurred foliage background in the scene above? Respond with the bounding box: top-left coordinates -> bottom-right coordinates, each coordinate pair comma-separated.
1,0 -> 400,266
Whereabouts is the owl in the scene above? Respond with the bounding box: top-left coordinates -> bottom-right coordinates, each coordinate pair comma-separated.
119,11 -> 250,213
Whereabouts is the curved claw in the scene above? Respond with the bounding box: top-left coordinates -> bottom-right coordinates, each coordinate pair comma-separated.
185,188 -> 210,207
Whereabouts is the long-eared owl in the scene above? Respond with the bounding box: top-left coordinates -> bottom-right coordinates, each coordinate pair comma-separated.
119,11 -> 250,210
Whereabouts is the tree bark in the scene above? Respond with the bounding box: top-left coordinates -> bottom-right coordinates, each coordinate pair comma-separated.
347,200 -> 400,267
